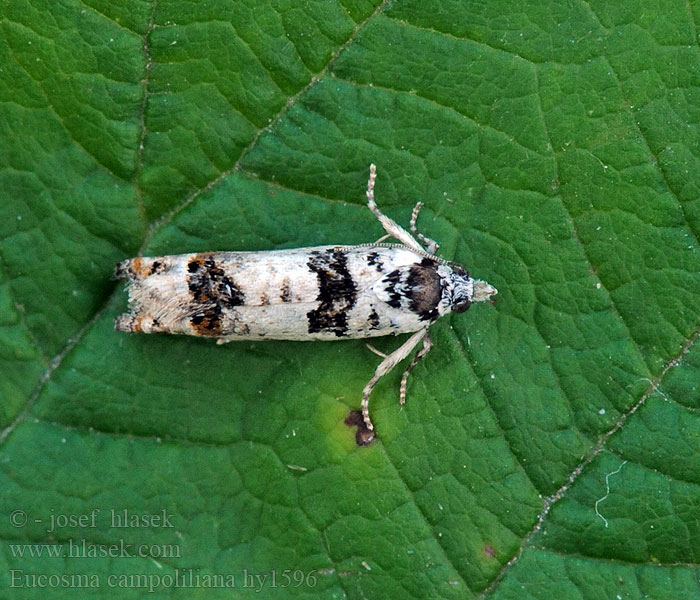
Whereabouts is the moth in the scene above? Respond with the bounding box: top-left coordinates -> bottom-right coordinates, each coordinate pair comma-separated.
114,165 -> 497,444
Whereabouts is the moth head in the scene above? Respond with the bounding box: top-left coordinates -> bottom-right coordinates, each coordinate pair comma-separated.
438,263 -> 497,315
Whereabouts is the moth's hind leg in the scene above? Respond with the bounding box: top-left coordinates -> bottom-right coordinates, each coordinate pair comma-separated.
361,328 -> 430,438
365,164 -> 426,253
409,202 -> 439,255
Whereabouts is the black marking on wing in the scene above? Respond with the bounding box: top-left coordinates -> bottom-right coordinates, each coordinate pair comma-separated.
368,308 -> 381,330
367,251 -> 383,272
280,279 -> 292,303
307,249 -> 357,337
187,254 -> 244,336
190,308 -> 223,334
149,260 -> 165,275
382,269 -> 404,309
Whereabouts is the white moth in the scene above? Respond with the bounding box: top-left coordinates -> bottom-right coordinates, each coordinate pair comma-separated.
114,165 -> 497,444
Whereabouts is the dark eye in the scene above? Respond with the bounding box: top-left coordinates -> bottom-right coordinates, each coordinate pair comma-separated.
453,299 -> 471,313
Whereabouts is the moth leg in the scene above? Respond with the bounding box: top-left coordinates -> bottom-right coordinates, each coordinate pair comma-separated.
409,202 -> 439,255
365,164 -> 426,253
399,332 -> 433,405
361,328 -> 429,432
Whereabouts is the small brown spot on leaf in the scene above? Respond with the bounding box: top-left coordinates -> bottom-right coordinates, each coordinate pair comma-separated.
345,410 -> 375,446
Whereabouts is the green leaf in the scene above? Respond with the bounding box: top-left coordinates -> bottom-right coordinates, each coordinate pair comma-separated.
2,0 -> 699,598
